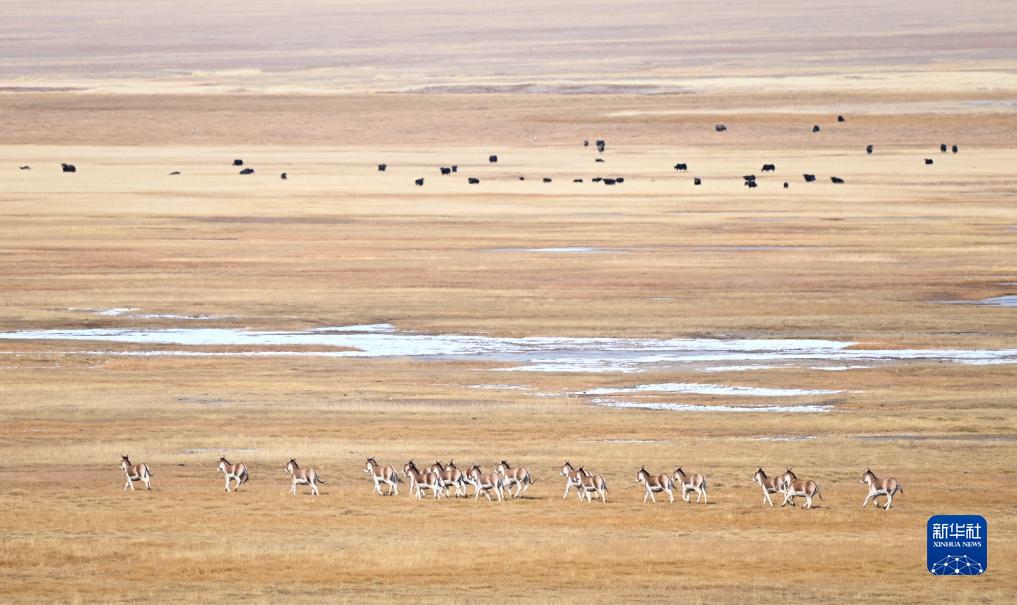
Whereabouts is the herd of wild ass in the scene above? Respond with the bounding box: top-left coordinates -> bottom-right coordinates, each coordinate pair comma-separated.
118,454 -> 904,510
29,115 -> 959,190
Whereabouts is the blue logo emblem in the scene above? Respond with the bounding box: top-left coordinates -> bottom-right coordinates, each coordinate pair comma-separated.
928,515 -> 987,575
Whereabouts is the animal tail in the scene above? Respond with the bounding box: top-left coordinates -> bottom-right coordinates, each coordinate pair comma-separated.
817,486 -> 824,500
317,476 -> 327,484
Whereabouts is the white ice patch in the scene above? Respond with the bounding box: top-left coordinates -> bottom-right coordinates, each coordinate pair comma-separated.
975,295 -> 1017,307
580,383 -> 842,397
757,435 -> 818,441
593,399 -> 834,413
0,327 -> 1014,371
95,307 -> 140,316
811,365 -> 870,371
467,384 -> 532,391
309,324 -> 397,333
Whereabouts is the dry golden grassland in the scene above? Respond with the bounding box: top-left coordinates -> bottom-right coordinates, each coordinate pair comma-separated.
0,90 -> 1015,603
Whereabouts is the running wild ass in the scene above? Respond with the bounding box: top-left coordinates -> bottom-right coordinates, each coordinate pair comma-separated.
575,467 -> 608,503
672,467 -> 708,503
860,468 -> 903,510
635,466 -> 675,503
432,460 -> 467,497
363,457 -> 400,496
466,464 -> 504,501
496,460 -> 535,498
781,468 -> 824,509
402,460 -> 443,500
217,456 -> 249,492
752,468 -> 785,507
119,455 -> 152,491
284,459 -> 325,496
560,460 -> 592,500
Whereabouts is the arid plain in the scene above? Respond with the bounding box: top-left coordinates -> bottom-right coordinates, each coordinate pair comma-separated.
2,2 -> 1017,603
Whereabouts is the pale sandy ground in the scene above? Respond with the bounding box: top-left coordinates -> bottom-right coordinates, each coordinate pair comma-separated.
1,2 -> 1016,603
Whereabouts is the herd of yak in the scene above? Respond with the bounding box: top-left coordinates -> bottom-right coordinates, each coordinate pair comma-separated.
18,117 -> 960,189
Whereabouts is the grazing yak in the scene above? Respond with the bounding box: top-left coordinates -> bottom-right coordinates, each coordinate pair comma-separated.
783,181 -> 789,188
596,140 -> 605,152
715,124 -> 727,132
925,158 -> 934,165
583,140 -> 589,147
743,175 -> 756,182
19,165 -> 31,170
812,125 -> 821,133
488,155 -> 498,163
468,177 -> 480,184
866,145 -> 873,154
233,159 -> 243,166
378,163 -> 387,172
61,163 -> 76,173
451,165 -> 458,173
440,167 -> 451,175
603,178 -> 616,185
518,176 -> 525,181
414,178 -> 424,186
615,177 -> 624,183
831,176 -> 845,184
693,177 -> 702,186
674,163 -> 688,171
280,172 -> 287,180
952,145 -> 958,153
837,115 -> 845,122
595,158 -> 605,163
592,177 -> 603,183
940,144 -> 947,152
543,177 -> 552,183
169,171 -> 180,175
239,168 -> 254,175
803,174 -> 817,182
761,164 -> 775,172
745,180 -> 758,189
573,178 -> 583,183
